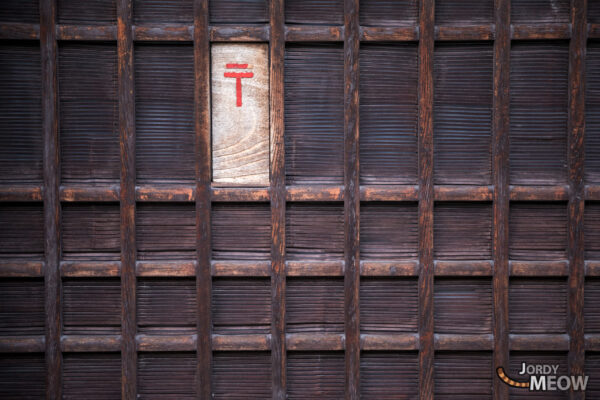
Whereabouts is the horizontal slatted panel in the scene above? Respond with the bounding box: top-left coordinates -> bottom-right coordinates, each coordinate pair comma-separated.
0,354 -> 45,398
510,42 -> 568,185
508,352 -> 568,399
0,1 -> 39,23
509,202 -> 567,260
136,203 -> 195,260
586,353 -> 600,398
434,202 -> 492,260
212,203 -> 270,261
509,278 -> 567,333
59,43 -> 119,184
135,44 -> 194,184
57,0 -> 117,24
209,0 -> 268,23
360,203 -> 418,259
212,352 -> 272,399
63,353 -> 121,399
285,45 -> 344,185
63,279 -> 121,335
591,3 -> 600,23
360,352 -> 419,399
285,0 -> 343,25
133,0 -> 193,23
359,44 -> 418,185
585,280 -> 600,333
0,279 -> 44,336
360,278 -> 418,333
434,278 -> 492,334
287,352 -> 345,399
0,43 -> 42,185
434,43 -> 493,185
586,202 -> 600,259
511,0 -> 570,24
359,0 -> 418,26
586,43 -> 600,184
137,353 -> 196,399
435,0 -> 493,25
287,278 -> 344,333
62,204 -> 120,260
137,279 -> 196,334
286,203 -> 344,261
212,278 -> 271,335
434,352 -> 492,399
0,204 -> 44,259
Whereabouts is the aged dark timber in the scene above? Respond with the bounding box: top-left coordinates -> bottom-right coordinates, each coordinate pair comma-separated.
0,0 -> 597,399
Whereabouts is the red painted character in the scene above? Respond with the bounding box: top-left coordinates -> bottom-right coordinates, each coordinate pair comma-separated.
224,63 -> 254,107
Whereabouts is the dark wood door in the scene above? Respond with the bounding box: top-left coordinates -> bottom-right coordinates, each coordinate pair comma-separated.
0,0 -> 598,399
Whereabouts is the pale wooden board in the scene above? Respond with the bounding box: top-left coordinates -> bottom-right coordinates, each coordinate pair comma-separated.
211,43 -> 270,186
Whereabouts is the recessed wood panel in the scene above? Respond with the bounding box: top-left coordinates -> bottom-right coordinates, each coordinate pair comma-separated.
510,42 -> 568,185
435,0 -> 493,25
509,202 -> 567,260
360,278 -> 418,334
0,354 -> 45,398
360,352 -> 419,399
586,353 -> 600,399
63,279 -> 121,335
360,203 -> 418,259
585,280 -> 600,333
287,278 -> 344,334
508,352 -> 567,399
287,352 -> 345,400
586,203 -> 600,260
434,43 -> 493,185
285,0 -> 343,25
137,353 -> 196,399
137,279 -> 196,334
435,278 -> 492,334
0,43 -> 42,185
359,44 -> 418,185
0,279 -> 44,336
58,0 -> 117,24
212,352 -> 272,399
591,3 -> 600,24
511,0 -> 569,24
359,0 -> 418,26
285,45 -> 344,185
434,203 -> 492,260
59,43 -> 119,184
0,1 -> 39,23
212,278 -> 271,335
133,0 -> 193,23
63,353 -> 121,399
0,204 -> 44,259
434,352 -> 492,399
586,43 -> 600,184
209,0 -> 268,24
509,278 -> 567,334
62,204 -> 120,260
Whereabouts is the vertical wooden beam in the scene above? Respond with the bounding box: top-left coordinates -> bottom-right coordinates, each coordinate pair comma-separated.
194,0 -> 212,398
344,0 -> 360,398
418,0 -> 435,399
568,1 -> 586,398
270,0 -> 286,398
40,0 -> 61,398
492,0 -> 510,399
117,0 -> 136,398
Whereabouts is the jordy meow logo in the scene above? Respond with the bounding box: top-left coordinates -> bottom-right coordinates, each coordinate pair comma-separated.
496,363 -> 589,392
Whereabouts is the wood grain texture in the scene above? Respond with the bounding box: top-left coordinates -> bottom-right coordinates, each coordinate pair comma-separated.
58,0 -> 117,24
585,279 -> 600,333
585,354 -> 600,398
509,278 -> 567,333
287,352 -> 345,399
0,354 -> 46,398
360,203 -> 418,260
434,352 -> 493,399
0,1 -> 39,23
586,42 -> 600,184
136,279 -> 196,334
511,0 -> 569,24
133,0 -> 192,23
286,278 -> 344,333
63,279 -> 121,335
359,0 -> 417,27
62,353 -> 121,399
435,0 -> 493,25
585,202 -> 600,259
434,278 -> 493,334
212,278 -> 271,334
359,44 -> 418,185
285,0 -> 343,25
62,204 -> 120,260
286,203 -> 344,260
212,203 -> 270,260
360,352 -> 418,399
360,278 -> 418,334
0,279 -> 44,336
0,204 -> 44,259
212,352 -> 272,399
209,0 -> 268,24
137,353 -> 196,399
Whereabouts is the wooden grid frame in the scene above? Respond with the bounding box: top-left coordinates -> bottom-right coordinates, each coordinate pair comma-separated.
0,0 -> 594,399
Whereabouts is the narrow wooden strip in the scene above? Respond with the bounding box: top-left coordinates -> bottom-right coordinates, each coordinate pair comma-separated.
286,261 -> 344,276
434,260 -> 493,276
212,187 -> 270,202
210,25 -> 269,42
434,185 -> 493,201
585,261 -> 600,276
511,23 -> 571,40
211,260 -> 270,277
359,26 -> 418,42
60,185 -> 119,202
360,334 -> 419,351
509,260 -> 569,277
586,185 -> 600,200
57,24 -> 117,40
136,261 -> 196,277
286,185 -> 343,201
212,334 -> 271,351
509,185 -> 569,201
136,334 -> 197,352
590,23 -> 600,38
61,335 -> 121,352
435,25 -> 494,41
509,334 -> 570,351
434,334 -> 494,351
133,24 -> 193,41
359,260 -> 419,277
0,261 -> 44,277
360,185 -> 418,202
40,0 -> 61,397
60,261 -> 120,277
0,186 -> 43,201
0,336 -> 45,353
136,185 -> 195,202
285,25 -> 343,42
0,22 -> 40,39
585,334 -> 600,351
286,333 -> 344,351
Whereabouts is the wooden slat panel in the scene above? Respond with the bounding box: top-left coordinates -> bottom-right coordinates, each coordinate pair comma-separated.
359,0 -> 417,27
0,204 -> 44,259
511,0 -> 569,24
359,44 -> 418,185
0,354 -> 46,397
212,352 -> 272,399
286,278 -> 344,333
287,352 -> 345,399
0,279 -> 44,336
62,204 -> 120,260
510,42 -> 568,185
212,278 -> 271,334
508,352 -> 567,399
509,278 -> 567,334
360,278 -> 418,334
360,352 -> 418,399
585,279 -> 600,333
435,0 -> 493,25
586,43 -> 600,184
137,279 -> 196,334
59,43 -> 119,184
133,0 -> 193,23
285,0 -> 343,25
57,0 -> 117,24
62,279 -> 120,335
135,44 -> 194,184
360,203 -> 418,259
62,353 -> 121,399
434,278 -> 492,334
434,352 -> 492,399
0,1 -> 39,23
137,353 -> 196,398
284,45 -> 344,185
434,202 -> 492,260
434,43 -> 493,185
585,353 -> 600,398
209,0 -> 268,24
0,43 -> 42,185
